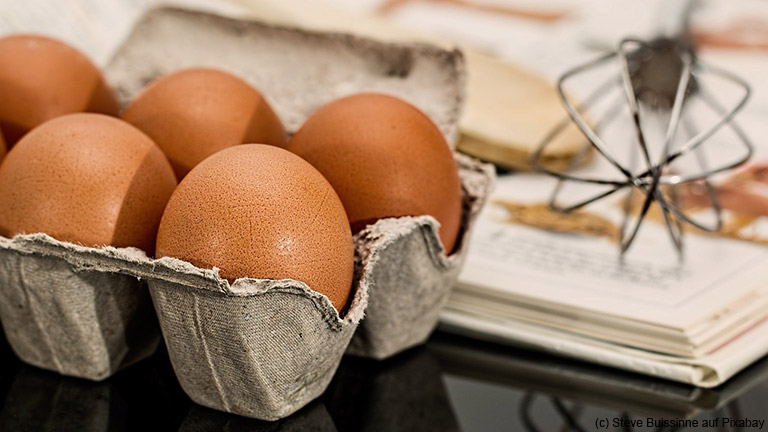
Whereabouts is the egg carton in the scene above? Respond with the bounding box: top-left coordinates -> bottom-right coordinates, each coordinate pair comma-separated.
347,153 -> 493,359
0,236 -> 160,381
0,6 -> 495,421
106,6 -> 495,360
0,231 -> 369,419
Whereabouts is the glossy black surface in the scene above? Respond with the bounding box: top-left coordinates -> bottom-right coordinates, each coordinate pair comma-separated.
1,330 -> 767,431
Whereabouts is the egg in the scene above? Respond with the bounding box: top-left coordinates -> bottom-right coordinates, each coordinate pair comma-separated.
288,93 -> 463,253
0,35 -> 119,146
0,128 -> 5,162
0,113 -> 177,254
122,68 -> 287,180
156,145 -> 354,312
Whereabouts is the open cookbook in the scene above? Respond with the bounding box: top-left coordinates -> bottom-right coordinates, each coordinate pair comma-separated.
442,169 -> 768,387
442,45 -> 768,386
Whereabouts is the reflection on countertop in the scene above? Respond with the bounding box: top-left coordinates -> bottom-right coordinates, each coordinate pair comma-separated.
0,335 -> 188,431
0,329 -> 767,431
324,347 -> 460,432
433,332 -> 768,431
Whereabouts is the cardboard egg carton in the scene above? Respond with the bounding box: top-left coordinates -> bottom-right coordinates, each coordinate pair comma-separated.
0,235 -> 160,381
0,7 -> 495,420
0,233 -> 368,419
106,6 -> 494,360
347,152 -> 492,359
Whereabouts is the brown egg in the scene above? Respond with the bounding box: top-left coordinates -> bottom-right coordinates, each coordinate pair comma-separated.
156,145 -> 354,312
0,128 -> 5,162
0,35 -> 119,146
288,93 -> 463,253
0,113 -> 177,254
122,68 -> 287,180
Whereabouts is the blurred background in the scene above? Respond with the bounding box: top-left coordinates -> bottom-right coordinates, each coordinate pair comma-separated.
2,0 -> 767,174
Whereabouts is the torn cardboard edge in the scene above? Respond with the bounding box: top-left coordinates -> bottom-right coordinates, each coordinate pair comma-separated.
0,237 -> 160,381
0,151 -> 492,327
0,233 -> 366,328
0,150 -> 493,369
347,152 -> 494,359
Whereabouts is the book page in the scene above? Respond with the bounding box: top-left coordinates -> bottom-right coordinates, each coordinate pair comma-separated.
457,45 -> 768,332
459,178 -> 768,331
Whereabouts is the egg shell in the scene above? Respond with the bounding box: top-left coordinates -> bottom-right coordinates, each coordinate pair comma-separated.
0,35 -> 119,146
0,128 -> 6,162
155,144 -> 354,312
288,93 -> 463,253
0,113 -> 178,254
122,68 -> 287,180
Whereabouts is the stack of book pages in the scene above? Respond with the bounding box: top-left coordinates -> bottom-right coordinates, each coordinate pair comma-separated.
442,91 -> 768,386
442,195 -> 768,387
440,0 -> 768,384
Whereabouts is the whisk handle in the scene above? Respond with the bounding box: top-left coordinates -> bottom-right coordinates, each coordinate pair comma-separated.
656,0 -> 698,40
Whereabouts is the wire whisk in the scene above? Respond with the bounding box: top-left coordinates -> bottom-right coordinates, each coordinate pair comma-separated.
531,30 -> 753,259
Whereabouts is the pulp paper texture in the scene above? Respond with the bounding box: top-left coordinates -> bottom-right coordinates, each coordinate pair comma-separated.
348,153 -> 494,359
0,7 -> 494,420
0,237 -> 160,381
147,261 -> 368,420
299,0 -> 768,387
0,232 -> 368,420
104,7 -> 466,146
146,150 -> 491,419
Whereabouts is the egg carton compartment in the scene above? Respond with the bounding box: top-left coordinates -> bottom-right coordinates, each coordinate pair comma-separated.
0,235 -> 161,381
104,6 -> 465,146
146,255 -> 369,421
347,152 -> 494,359
0,232 -> 369,420
143,152 -> 491,418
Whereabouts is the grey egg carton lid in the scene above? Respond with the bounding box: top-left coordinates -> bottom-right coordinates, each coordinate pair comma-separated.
105,6 -> 466,146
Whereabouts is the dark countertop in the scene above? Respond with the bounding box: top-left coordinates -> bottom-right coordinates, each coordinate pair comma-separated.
0,330 -> 766,431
